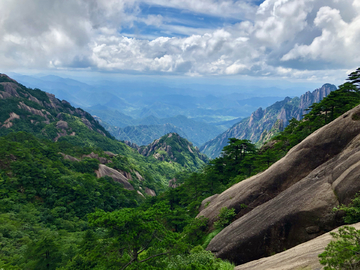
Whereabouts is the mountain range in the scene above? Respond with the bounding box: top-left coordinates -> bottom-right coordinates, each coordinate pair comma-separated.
200,83 -> 337,158
10,73 -> 299,146
199,102 -> 360,268
0,73 -> 207,193
2,68 -> 360,269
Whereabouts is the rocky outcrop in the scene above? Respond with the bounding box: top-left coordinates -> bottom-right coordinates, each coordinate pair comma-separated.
200,84 -> 336,158
95,164 -> 134,190
104,151 -> 118,158
199,104 -> 360,266
235,222 -> 360,270
257,119 -> 284,146
1,113 -> 20,128
123,140 -> 140,150
145,188 -> 156,197
60,153 -> 80,162
169,178 -> 179,188
134,171 -> 144,181
82,152 -> 112,164
0,74 -> 110,140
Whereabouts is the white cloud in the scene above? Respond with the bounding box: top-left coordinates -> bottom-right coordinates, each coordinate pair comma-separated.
141,0 -> 258,19
281,4 -> 360,65
0,0 -> 359,81
254,0 -> 311,45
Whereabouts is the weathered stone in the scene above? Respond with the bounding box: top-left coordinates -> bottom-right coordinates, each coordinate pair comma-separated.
200,105 -> 360,266
95,164 -> 134,190
56,120 -> 68,129
145,188 -> 156,197
169,178 -> 179,188
235,222 -> 360,270
59,153 -> 80,162
134,171 -> 144,181
1,112 -> 20,128
104,151 -> 118,157
137,190 -> 145,197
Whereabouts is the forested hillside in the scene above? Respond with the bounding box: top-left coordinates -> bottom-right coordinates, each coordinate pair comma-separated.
0,74 -> 232,269
0,73 -> 207,189
1,68 -> 360,269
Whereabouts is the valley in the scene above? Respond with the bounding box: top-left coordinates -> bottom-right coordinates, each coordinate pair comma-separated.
0,68 -> 360,270
11,73 -> 301,147
1,1 -> 359,269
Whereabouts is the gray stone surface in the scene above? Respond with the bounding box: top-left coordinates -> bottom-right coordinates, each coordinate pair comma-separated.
235,222 -> 360,270
198,105 -> 360,265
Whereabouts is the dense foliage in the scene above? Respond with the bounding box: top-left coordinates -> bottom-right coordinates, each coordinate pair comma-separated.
319,226 -> 360,270
138,133 -> 208,171
0,131 -> 235,269
0,132 -> 143,269
1,69 -> 360,269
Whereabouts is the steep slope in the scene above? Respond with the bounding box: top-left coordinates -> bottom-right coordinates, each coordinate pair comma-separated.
0,73 -> 203,191
0,73 -> 111,141
200,84 -> 336,158
235,222 -> 360,270
197,104 -> 360,266
131,133 -> 208,170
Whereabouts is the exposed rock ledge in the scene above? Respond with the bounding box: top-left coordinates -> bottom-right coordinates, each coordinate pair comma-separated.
199,105 -> 360,265
96,164 -> 134,190
235,222 -> 360,270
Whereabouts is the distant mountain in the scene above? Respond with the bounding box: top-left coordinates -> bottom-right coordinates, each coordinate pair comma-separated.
94,114 -> 224,146
0,73 -> 207,194
200,84 -> 337,158
103,123 -> 187,146
12,73 -> 291,125
133,133 -> 208,170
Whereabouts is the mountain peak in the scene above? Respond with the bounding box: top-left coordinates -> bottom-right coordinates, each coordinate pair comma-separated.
0,73 -> 18,84
0,74 -> 112,141
138,132 -> 208,169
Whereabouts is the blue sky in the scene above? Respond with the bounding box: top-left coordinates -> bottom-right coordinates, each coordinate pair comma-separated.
1,0 -> 359,90
122,3 -> 244,38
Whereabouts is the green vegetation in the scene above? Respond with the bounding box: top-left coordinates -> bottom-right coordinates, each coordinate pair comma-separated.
200,83 -> 338,159
0,131 -> 235,269
270,79 -> 360,158
214,207 -> 236,230
0,75 -> 236,269
138,133 -> 208,171
0,69 -> 360,269
319,226 -> 360,270
334,193 -> 360,224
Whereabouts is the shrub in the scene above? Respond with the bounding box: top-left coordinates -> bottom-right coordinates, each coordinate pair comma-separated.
214,207 -> 236,230
319,226 -> 360,269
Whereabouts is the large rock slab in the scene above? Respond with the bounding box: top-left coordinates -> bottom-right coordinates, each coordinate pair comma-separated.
200,105 -> 360,265
235,222 -> 360,270
95,164 -> 134,190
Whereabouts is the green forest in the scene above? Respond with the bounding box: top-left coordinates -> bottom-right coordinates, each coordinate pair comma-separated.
0,68 -> 360,269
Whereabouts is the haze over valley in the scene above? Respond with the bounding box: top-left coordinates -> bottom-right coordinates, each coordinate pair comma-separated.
1,0 -> 360,269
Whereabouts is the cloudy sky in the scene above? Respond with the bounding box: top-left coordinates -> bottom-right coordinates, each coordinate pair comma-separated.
1,0 -> 359,86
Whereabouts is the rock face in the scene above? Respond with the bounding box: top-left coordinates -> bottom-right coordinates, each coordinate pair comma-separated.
198,104 -> 360,266
0,73 -> 111,140
235,222 -> 360,270
95,164 -> 134,190
200,84 -> 336,158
